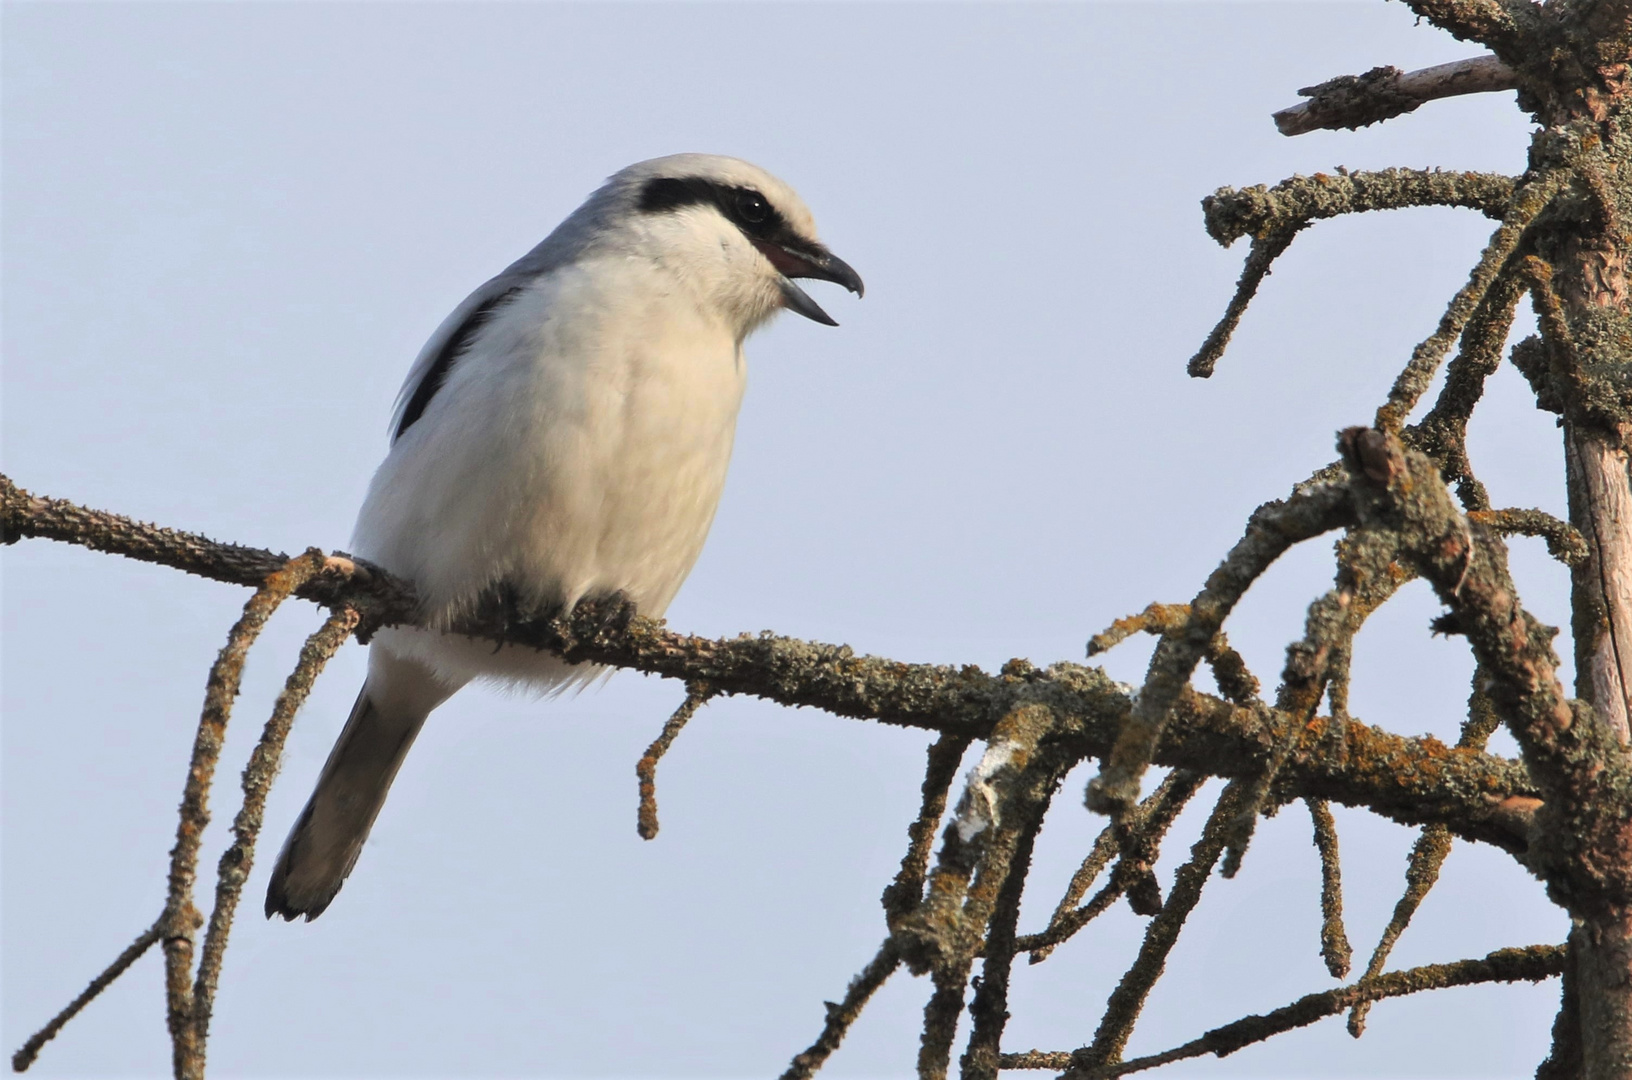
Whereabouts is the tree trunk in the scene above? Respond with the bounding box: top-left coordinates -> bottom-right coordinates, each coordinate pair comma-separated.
1547,24 -> 1632,1067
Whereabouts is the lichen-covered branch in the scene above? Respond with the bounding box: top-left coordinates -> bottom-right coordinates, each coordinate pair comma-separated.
164,554 -> 332,1080
190,606 -> 359,1053
0,474 -> 1537,854
1001,943 -> 1565,1076
1402,0 -> 1547,64
1085,480 -> 1354,819
1066,782 -> 1253,1076
1189,169 -> 1517,379
1375,170 -> 1565,432
1201,170 -> 1515,248
1307,800 -> 1353,980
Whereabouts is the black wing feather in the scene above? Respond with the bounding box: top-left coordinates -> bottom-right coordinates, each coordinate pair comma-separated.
393,285 -> 526,442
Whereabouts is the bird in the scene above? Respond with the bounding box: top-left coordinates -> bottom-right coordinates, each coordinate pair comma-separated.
265,153 -> 862,921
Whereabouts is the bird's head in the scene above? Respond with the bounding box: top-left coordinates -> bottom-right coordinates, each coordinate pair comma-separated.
597,154 -> 863,336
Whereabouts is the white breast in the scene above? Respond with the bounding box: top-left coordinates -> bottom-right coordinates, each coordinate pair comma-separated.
352,255 -> 747,689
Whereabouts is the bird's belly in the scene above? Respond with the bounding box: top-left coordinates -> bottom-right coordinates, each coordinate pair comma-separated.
509,371 -> 741,615
354,319 -> 745,689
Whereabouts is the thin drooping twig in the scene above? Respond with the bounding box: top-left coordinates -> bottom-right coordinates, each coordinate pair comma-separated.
1221,527 -> 1413,876
164,551 -> 333,1080
1067,781 -> 1253,1075
1019,824 -> 1117,959
189,606 -> 360,1051
1187,228 -> 1304,378
1375,168 -> 1565,432
780,941 -> 903,1080
780,734 -> 973,1080
1347,675 -> 1504,1035
636,681 -> 714,840
11,919 -> 164,1072
1308,800 -> 1353,979
1021,769 -> 1205,963
1348,826 -> 1456,1038
1001,943 -> 1565,1075
1273,56 -> 1518,136
885,733 -> 975,920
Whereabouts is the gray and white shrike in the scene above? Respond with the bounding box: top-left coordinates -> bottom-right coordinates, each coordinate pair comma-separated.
266,154 -> 862,920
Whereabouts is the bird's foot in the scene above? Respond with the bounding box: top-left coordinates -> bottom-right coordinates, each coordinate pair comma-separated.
569,590 -> 638,645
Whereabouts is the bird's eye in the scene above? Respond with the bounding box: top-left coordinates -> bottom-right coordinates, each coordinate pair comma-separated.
736,190 -> 770,224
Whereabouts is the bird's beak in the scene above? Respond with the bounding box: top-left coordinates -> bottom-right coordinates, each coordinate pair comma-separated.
752,238 -> 864,326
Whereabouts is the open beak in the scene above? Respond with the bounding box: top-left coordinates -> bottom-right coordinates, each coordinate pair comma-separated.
752,238 -> 864,326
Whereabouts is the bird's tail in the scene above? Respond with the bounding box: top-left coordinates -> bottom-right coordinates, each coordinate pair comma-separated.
266,650 -> 454,921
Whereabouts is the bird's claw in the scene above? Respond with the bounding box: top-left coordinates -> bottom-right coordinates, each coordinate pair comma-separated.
567,590 -> 637,644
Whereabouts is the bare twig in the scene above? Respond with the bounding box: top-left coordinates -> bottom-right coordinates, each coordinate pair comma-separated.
1021,769 -> 1205,962
190,606 -> 360,1050
1308,800 -> 1353,979
164,552 -> 332,1080
1187,228 -> 1304,378
1273,56 -> 1518,136
780,941 -> 903,1080
1068,781 -> 1253,1075
11,919 -> 163,1072
885,733 -> 975,920
636,681 -> 714,840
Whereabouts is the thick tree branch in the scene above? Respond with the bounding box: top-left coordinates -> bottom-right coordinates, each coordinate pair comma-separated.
1202,168 -> 1515,247
0,473 -> 1538,854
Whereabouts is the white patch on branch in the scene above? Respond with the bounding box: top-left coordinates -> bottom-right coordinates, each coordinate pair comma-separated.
956,740 -> 1018,842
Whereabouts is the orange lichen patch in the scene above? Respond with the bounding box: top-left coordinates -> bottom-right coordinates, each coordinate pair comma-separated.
1088,603 -> 1192,656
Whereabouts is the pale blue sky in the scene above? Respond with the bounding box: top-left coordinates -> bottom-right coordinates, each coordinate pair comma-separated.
4,2 -> 1567,1076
